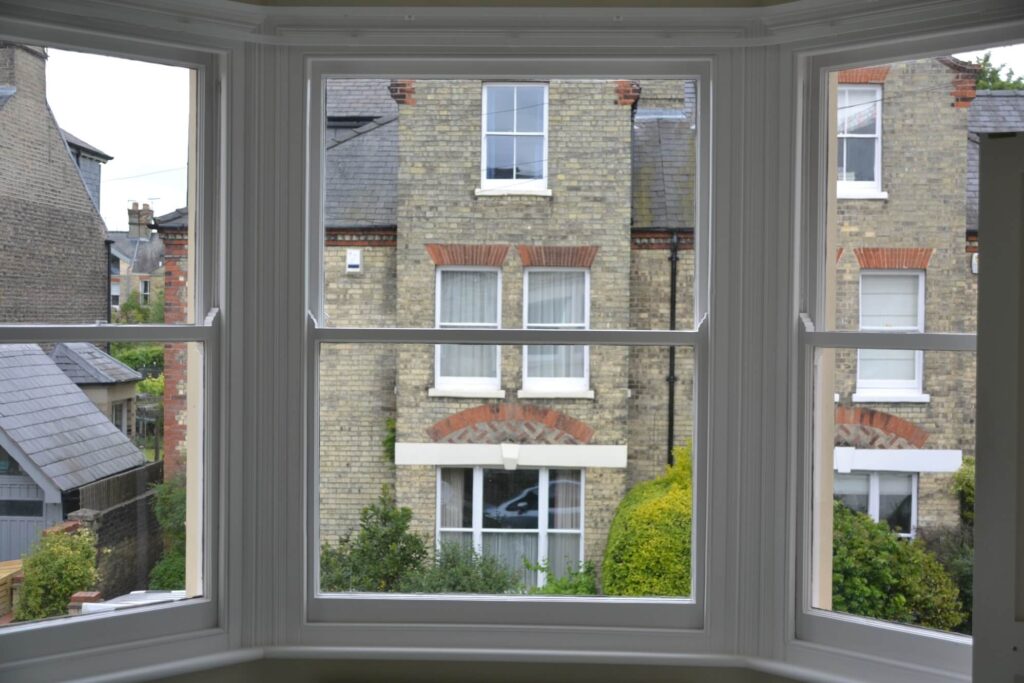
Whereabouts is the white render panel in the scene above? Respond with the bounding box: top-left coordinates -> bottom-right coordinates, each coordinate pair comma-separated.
395,442 -> 627,469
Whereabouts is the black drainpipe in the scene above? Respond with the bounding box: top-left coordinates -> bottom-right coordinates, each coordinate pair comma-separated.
104,238 -> 113,324
666,230 -> 680,466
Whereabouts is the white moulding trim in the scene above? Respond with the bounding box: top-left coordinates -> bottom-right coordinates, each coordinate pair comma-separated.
395,442 -> 627,469
851,391 -> 930,404
474,187 -> 553,197
837,190 -> 889,200
516,389 -> 595,400
834,447 -> 963,474
428,387 -> 507,399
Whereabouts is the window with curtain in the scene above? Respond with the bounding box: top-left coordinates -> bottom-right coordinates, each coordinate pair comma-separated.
437,467 -> 583,588
435,268 -> 500,390
834,471 -> 916,537
856,271 -> 925,398
523,269 -> 588,393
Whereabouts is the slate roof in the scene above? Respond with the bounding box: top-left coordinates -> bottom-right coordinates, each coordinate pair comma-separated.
49,343 -> 142,385
153,207 -> 188,230
324,79 -> 398,228
61,129 -> 113,161
108,231 -> 165,275
966,91 -> 1024,237
0,345 -> 145,493
631,80 -> 697,229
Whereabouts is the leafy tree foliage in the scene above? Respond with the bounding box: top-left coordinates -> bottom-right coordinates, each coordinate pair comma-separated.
110,343 -> 164,375
320,487 -> 428,592
832,501 -> 965,631
952,455 -> 975,527
138,373 -> 165,397
400,542 -> 521,594
15,529 -> 98,621
974,52 -> 1024,91
602,445 -> 692,597
530,560 -> 598,595
149,474 -> 187,589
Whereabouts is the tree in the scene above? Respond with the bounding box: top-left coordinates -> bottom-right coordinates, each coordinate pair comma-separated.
832,501 -> 965,631
974,52 -> 1024,90
15,529 -> 99,621
602,445 -> 692,597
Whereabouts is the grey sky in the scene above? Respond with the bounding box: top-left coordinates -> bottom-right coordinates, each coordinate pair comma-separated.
40,43 -> 1021,235
45,48 -> 190,233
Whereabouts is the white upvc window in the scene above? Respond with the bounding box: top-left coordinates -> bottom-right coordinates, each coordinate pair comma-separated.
855,271 -> 928,402
437,466 -> 583,589
433,267 -> 501,394
478,83 -> 549,195
834,471 -> 917,538
141,279 -> 151,305
521,268 -> 590,396
110,280 -> 121,308
837,84 -> 883,198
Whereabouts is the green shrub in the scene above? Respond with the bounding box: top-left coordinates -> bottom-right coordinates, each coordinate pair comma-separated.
111,343 -> 164,374
15,529 -> 99,621
530,560 -> 598,595
320,487 -> 428,592
149,475 -> 186,590
952,456 -> 975,527
602,444 -> 692,597
401,542 -> 522,594
382,417 -> 396,462
917,524 -> 974,635
138,373 -> 165,397
832,501 -> 965,631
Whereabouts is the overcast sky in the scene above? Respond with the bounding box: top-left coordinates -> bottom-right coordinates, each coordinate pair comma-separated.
45,49 -> 190,233
43,43 -> 1023,234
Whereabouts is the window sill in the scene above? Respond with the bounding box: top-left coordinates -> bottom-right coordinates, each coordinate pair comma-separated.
837,190 -> 889,200
517,389 -> 595,400
428,387 -> 506,399
474,187 -> 553,197
851,391 -> 930,404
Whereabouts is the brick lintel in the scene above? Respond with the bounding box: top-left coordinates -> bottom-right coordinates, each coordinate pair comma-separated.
630,228 -> 695,251
426,244 -> 510,267
517,245 -> 599,268
854,247 -> 933,270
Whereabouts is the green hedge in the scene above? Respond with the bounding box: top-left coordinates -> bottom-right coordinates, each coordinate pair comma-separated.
832,501 -> 965,631
400,542 -> 521,594
602,445 -> 692,597
15,529 -> 98,621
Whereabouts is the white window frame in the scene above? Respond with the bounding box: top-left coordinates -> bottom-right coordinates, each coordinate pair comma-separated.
432,266 -> 503,396
436,466 -> 585,588
854,270 -> 929,402
836,83 -> 885,199
141,279 -> 151,305
0,20 -> 225,682
477,82 -> 550,196
110,279 -> 121,308
834,470 -> 918,538
521,267 -> 590,396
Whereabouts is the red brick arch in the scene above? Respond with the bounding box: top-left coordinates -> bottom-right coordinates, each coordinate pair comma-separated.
427,403 -> 595,445
834,406 -> 929,449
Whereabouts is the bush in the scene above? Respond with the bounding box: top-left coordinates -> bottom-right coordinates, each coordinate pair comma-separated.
602,444 -> 692,597
401,542 -> 522,594
530,560 -> 598,596
832,501 -> 965,631
952,456 -> 975,527
320,487 -> 428,592
917,524 -> 974,634
138,373 -> 165,397
111,343 -> 164,375
15,529 -> 99,621
149,475 -> 186,589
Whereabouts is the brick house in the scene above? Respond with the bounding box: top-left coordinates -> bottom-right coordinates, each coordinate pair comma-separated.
0,43 -> 109,325
829,58 -> 983,536
109,202 -> 165,315
319,78 -> 697,587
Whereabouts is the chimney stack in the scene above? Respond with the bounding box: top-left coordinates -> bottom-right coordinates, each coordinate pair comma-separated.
127,201 -> 154,239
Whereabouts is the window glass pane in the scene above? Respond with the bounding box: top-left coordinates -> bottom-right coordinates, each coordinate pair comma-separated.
515,136 -> 543,179
485,135 -> 515,179
879,473 -> 914,534
527,345 -> 585,379
840,88 -> 878,135
813,349 -> 976,634
318,343 -> 695,597
516,86 -> 545,133
440,468 -> 473,528
320,78 -> 700,332
843,137 -> 875,181
858,348 -> 916,381
439,271 -> 498,325
549,469 -> 582,529
861,274 -> 919,328
483,469 -> 539,529
0,341 -> 203,625
833,473 -> 869,514
0,46 -> 193,325
527,271 -> 586,325
485,86 -> 515,132
439,344 -> 498,379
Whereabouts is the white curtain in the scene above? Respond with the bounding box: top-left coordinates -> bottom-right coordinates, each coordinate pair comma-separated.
860,274 -> 918,328
440,468 -> 470,528
548,469 -> 580,530
483,532 -> 538,588
547,534 -> 581,579
527,271 -> 585,378
439,270 -> 498,378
